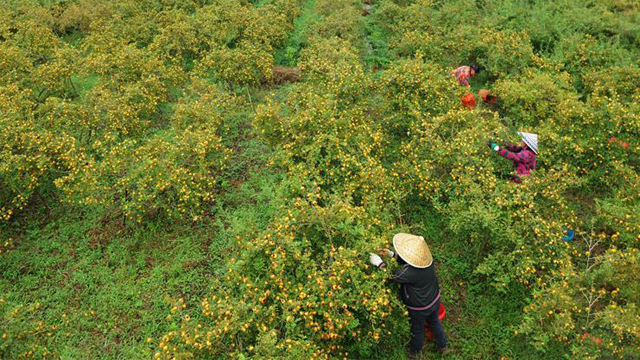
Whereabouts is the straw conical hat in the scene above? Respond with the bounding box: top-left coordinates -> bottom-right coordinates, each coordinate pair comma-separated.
518,131 -> 538,154
393,233 -> 433,268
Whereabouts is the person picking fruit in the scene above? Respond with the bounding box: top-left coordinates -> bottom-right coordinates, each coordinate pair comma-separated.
453,64 -> 479,86
368,233 -> 448,355
487,131 -> 538,183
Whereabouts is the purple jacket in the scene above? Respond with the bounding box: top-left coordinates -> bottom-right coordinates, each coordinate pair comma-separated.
497,145 -> 536,183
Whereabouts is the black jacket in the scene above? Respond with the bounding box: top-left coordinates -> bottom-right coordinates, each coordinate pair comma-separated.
390,263 -> 440,308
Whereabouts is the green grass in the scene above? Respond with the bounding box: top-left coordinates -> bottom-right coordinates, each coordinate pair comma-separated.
3,213 -> 198,357
363,6 -> 393,70
1,173 -> 284,359
274,0 -> 319,66
70,74 -> 100,98
0,101 -> 284,357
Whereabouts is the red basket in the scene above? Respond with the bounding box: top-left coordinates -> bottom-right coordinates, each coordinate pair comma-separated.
425,302 -> 446,341
461,92 -> 476,110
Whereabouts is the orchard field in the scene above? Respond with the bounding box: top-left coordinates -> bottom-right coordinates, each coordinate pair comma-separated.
1,0 -> 640,359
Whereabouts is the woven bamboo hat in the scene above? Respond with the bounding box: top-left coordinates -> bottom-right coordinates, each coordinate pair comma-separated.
392,233 -> 433,268
518,131 -> 538,154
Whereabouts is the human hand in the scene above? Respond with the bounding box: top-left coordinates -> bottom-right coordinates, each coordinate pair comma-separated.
487,140 -> 499,151
369,253 -> 384,268
378,248 -> 395,258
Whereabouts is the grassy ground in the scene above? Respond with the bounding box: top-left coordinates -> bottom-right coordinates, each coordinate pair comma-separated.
274,0 -> 319,66
1,158 -> 284,359
0,81 -> 287,357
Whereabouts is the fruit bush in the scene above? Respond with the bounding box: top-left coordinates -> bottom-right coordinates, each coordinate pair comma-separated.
56,127 -> 231,223
155,199 -> 409,358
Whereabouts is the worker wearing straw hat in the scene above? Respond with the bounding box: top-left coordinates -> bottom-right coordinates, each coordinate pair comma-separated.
369,233 -> 447,355
487,131 -> 538,183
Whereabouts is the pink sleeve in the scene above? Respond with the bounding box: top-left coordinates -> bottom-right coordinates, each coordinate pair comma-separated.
497,148 -> 522,162
498,149 -> 533,163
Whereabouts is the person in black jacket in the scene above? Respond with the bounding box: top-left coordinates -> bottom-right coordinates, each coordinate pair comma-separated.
369,233 -> 447,355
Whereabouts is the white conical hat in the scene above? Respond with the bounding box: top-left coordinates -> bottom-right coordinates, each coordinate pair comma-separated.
392,233 -> 433,268
518,132 -> 538,153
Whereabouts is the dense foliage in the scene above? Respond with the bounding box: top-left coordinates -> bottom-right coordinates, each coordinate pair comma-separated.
1,0 -> 639,359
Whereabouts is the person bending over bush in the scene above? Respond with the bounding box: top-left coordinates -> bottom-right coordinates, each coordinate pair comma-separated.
453,64 -> 479,86
487,131 -> 538,183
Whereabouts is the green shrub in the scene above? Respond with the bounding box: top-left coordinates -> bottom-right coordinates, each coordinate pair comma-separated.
56,128 -> 231,223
